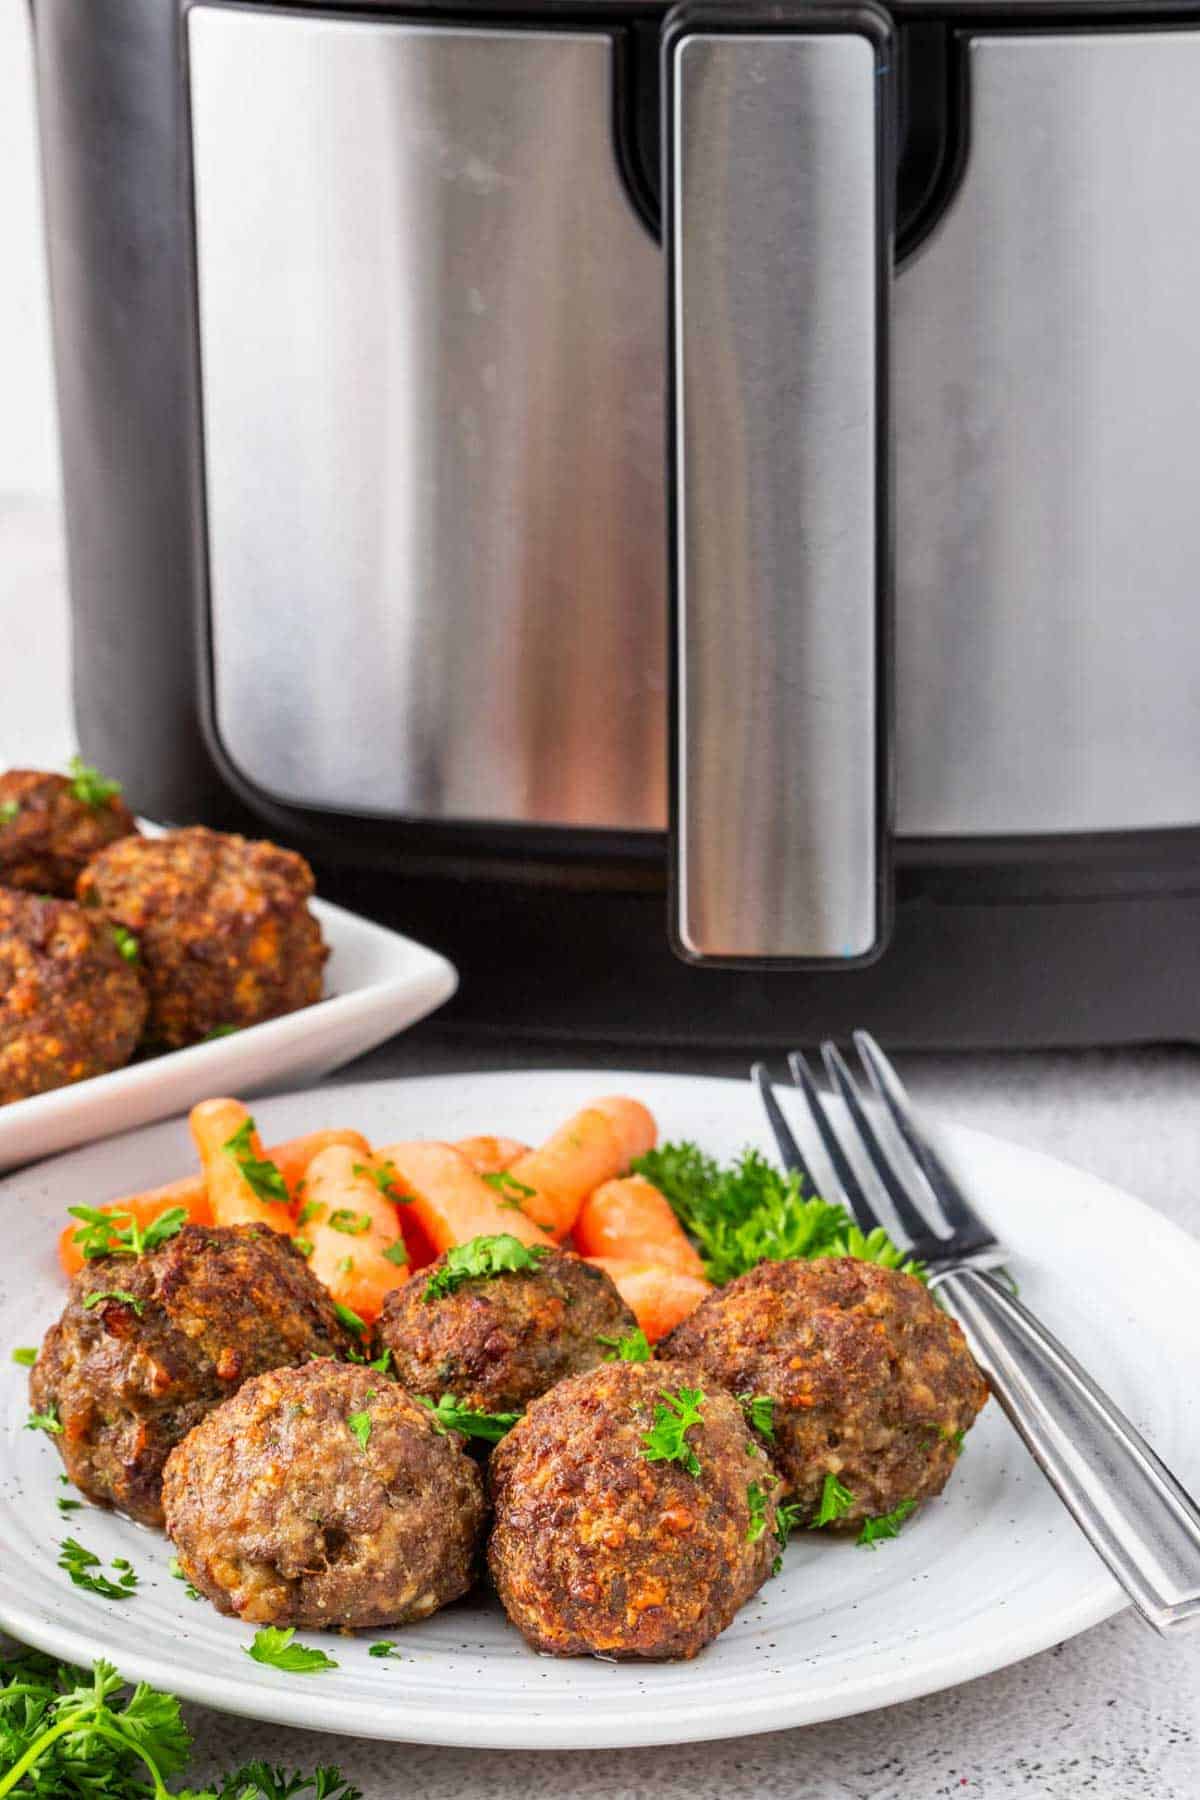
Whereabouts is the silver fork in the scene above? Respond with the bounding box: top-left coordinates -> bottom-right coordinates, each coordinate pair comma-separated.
753,1030 -> 1200,1636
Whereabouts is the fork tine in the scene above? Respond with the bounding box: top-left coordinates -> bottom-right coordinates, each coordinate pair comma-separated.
820,1041 -> 945,1250
785,1051 -> 880,1235
852,1030 -> 996,1247
750,1062 -> 818,1191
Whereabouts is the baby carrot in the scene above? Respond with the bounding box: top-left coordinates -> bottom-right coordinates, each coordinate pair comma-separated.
505,1098 -> 658,1239
573,1175 -> 706,1281
454,1135 -> 529,1177
299,1144 -> 409,1322
585,1257 -> 712,1343
374,1140 -> 555,1256
189,1098 -> 293,1233
57,1176 -> 211,1277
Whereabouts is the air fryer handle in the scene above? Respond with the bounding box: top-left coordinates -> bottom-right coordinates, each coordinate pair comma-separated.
663,2 -> 894,966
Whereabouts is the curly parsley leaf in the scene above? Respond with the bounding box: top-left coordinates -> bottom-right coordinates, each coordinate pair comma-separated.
67,754 -> 122,809
69,1203 -> 188,1261
417,1392 -> 522,1443
811,1472 -> 856,1529
10,1345 -> 37,1367
0,1648 -> 360,1800
245,1628 -> 339,1675
596,1327 -> 652,1363
745,1480 -> 771,1543
857,1498 -> 917,1547
58,1537 -> 138,1599
83,1288 -> 145,1317
223,1119 -> 289,1206
25,1404 -> 61,1435
639,1385 -> 705,1477
422,1234 -> 549,1302
631,1142 -> 923,1285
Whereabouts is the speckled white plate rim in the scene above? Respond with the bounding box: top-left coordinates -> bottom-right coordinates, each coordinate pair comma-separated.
3,1068 -> 1197,1752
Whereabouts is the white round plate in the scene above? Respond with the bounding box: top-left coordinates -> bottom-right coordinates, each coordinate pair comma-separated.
2,1070 -> 1198,1750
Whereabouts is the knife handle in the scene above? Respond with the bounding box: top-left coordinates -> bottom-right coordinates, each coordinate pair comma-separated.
933,1265 -> 1200,1634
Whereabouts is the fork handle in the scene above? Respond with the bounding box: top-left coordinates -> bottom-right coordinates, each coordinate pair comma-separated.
932,1266 -> 1200,1634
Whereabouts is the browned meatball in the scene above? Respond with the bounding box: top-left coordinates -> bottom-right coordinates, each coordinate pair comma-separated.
30,1223 -> 353,1525
488,1359 -> 777,1660
77,826 -> 327,1048
163,1360 -> 486,1629
0,766 -> 138,897
0,890 -> 147,1103
376,1246 -> 637,1416
661,1257 -> 988,1529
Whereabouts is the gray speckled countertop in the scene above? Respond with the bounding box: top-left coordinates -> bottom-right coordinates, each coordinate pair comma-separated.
5,495 -> 1200,1794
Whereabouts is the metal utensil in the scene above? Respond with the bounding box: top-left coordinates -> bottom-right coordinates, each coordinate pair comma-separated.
753,1031 -> 1200,1635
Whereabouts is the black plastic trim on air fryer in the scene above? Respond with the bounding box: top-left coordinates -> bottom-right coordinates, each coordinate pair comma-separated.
661,0 -> 896,973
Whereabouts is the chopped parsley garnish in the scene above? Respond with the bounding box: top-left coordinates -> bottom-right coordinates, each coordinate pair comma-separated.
738,1393 -> 776,1439
58,1537 -> 138,1599
745,1480 -> 770,1543
347,1344 -> 393,1373
347,1406 -> 373,1452
169,1556 -> 202,1601
481,1170 -> 536,1200
381,1239 -> 409,1267
368,1641 -> 400,1658
83,1288 -> 145,1317
297,1199 -> 323,1227
110,924 -> 140,963
222,1118 -> 289,1206
333,1301 -> 366,1338
422,1233 -> 549,1301
335,1255 -> 354,1276
858,1498 -> 917,1547
56,1496 -> 83,1515
25,1404 -> 61,1436
293,1236 -> 314,1259
639,1386 -> 705,1477
0,799 -> 19,826
329,1209 -> 372,1237
811,1473 -> 855,1530
67,754 -> 122,808
201,1023 -> 239,1041
244,1626 -> 339,1674
353,1160 -> 410,1204
597,1326 -> 652,1363
68,1203 -> 188,1261
0,1647 -> 360,1799
940,1424 -> 966,1454
10,1345 -> 37,1367
631,1142 -> 922,1286
417,1392 -> 522,1443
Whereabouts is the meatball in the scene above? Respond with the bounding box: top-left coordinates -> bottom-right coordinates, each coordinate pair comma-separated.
31,1223 -> 353,1525
0,889 -> 147,1103
376,1246 -> 638,1416
0,766 -> 138,897
660,1257 -> 988,1528
163,1361 -> 486,1629
76,826 -> 327,1048
488,1359 -> 777,1660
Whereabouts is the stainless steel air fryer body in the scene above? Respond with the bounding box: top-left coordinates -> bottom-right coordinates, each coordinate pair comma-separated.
31,0 -> 1200,1043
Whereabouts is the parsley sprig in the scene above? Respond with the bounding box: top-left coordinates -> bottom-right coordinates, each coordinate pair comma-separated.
745,1481 -> 771,1543
639,1386 -> 706,1477
631,1142 -> 923,1285
244,1628 -> 339,1675
417,1392 -> 522,1443
738,1393 -> 776,1439
423,1234 -> 549,1302
0,1648 -> 360,1799
25,1404 -> 61,1436
69,1205 -> 188,1262
223,1119 -> 289,1206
